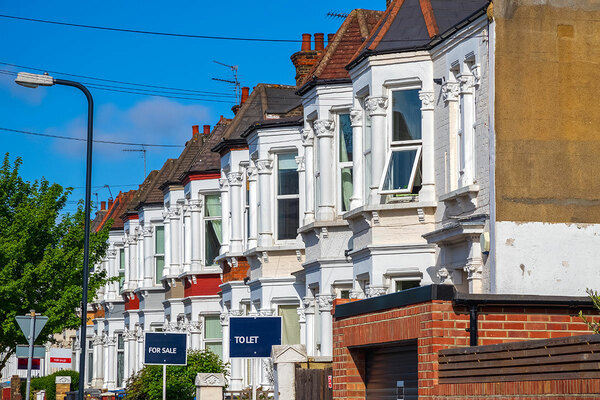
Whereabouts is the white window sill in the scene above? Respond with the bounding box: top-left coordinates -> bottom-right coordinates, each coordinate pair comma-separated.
439,184 -> 479,216
342,200 -> 437,221
297,219 -> 349,234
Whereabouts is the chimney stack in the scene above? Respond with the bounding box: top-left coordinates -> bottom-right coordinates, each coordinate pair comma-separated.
203,125 -> 211,135
328,33 -> 335,43
241,87 -> 249,104
314,33 -> 325,51
101,201 -> 106,211
108,198 -> 114,208
192,125 -> 200,137
291,33 -> 322,86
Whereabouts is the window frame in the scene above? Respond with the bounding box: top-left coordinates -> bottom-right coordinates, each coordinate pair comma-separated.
335,112 -> 353,214
154,225 -> 165,285
203,314 -> 223,359
203,193 -> 222,267
118,248 -> 125,291
274,151 -> 300,242
378,145 -> 422,195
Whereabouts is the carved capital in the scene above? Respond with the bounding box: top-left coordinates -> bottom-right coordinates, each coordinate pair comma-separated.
142,226 -> 153,237
168,207 -> 181,219
365,96 -> 388,116
313,119 -> 335,138
189,199 -> 203,212
105,336 -> 116,346
255,159 -> 274,174
317,294 -> 335,311
350,108 -> 363,127
246,167 -> 257,181
218,177 -> 229,190
295,156 -> 305,172
297,307 -> 306,323
458,73 -> 475,94
259,309 -> 275,317
219,313 -> 229,325
349,290 -> 364,300
470,64 -> 482,87
107,249 -> 118,258
442,81 -> 459,103
227,171 -> 243,186
437,267 -> 450,283
419,90 -> 435,111
365,285 -> 387,298
301,127 -> 314,146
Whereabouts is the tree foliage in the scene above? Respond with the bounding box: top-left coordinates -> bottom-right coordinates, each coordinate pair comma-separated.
580,288 -> 600,334
0,154 -> 111,370
126,350 -> 228,400
22,370 -> 79,400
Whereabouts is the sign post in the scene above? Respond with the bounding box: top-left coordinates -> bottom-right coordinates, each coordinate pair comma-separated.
229,316 -> 282,400
16,311 -> 48,400
144,332 -> 187,400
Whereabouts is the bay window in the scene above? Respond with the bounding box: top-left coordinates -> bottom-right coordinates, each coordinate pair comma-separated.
204,194 -> 222,266
276,153 -> 299,240
338,113 -> 353,212
380,89 -> 423,194
154,226 -> 165,284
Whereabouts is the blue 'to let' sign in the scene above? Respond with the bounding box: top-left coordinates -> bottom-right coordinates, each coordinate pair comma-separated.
144,332 -> 187,365
229,316 -> 281,358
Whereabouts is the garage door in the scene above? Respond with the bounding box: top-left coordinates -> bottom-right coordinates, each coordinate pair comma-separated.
365,343 -> 418,400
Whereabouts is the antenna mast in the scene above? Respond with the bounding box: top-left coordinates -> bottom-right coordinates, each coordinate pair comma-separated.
212,60 -> 240,104
122,147 -> 147,178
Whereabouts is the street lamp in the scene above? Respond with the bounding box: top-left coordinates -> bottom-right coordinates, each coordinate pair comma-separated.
16,71 -> 94,400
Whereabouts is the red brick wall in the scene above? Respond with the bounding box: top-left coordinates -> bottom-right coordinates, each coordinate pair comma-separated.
124,294 -> 140,310
222,258 -> 250,283
183,274 -> 222,297
333,300 -> 599,400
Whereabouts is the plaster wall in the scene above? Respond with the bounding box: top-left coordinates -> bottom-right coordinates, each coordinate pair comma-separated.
250,251 -> 304,280
494,221 -> 600,296
493,0 -> 600,224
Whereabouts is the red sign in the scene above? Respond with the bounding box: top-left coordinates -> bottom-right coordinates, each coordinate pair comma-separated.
17,358 -> 40,370
328,375 -> 332,389
50,357 -> 71,364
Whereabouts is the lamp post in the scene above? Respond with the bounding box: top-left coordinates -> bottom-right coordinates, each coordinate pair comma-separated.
16,72 -> 94,400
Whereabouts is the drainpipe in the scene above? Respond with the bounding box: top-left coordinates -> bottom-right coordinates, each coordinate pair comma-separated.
466,304 -> 478,346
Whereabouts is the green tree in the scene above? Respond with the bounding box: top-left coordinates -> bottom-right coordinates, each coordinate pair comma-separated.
126,350 -> 228,400
22,370 -> 79,400
580,288 -> 600,334
0,154 -> 111,370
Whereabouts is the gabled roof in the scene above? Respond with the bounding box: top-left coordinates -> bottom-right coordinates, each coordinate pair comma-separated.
212,84 -> 302,153
94,190 -> 137,232
185,118 -> 231,177
348,0 -> 490,69
297,9 -> 383,93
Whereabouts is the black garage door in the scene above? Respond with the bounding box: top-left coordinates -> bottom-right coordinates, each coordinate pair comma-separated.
365,342 -> 418,400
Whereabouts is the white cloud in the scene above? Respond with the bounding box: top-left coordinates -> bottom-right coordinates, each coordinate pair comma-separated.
0,69 -> 47,105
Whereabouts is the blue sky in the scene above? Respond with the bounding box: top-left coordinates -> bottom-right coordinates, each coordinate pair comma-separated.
0,1 -> 377,213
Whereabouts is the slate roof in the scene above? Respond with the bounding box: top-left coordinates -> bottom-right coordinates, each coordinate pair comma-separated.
348,0 -> 490,68
94,190 -> 137,232
185,118 -> 231,176
297,9 -> 383,92
212,84 -> 302,153
120,158 -> 175,217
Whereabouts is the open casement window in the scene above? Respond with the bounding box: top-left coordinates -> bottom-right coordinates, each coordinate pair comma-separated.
380,89 -> 423,195
338,113 -> 353,212
204,315 -> 223,359
154,226 -> 165,284
204,194 -> 222,266
276,153 -> 299,240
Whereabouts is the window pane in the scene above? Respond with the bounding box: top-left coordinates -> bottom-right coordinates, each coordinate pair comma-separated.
116,352 -> 124,387
155,226 -> 165,254
204,316 -> 222,339
392,90 -> 422,141
339,114 -> 353,162
395,280 -> 420,292
278,154 -> 299,195
88,353 -> 93,383
341,167 -> 353,212
205,220 -> 222,265
155,256 -> 164,284
119,249 -> 125,270
206,342 -> 223,359
117,334 -> 124,349
279,305 -> 301,345
382,149 -> 418,191
205,195 -> 221,217
277,198 -> 299,240
119,272 -> 125,291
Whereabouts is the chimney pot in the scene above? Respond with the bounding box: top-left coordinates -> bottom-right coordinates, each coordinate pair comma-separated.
241,87 -> 250,104
301,33 -> 311,51
203,125 -> 211,135
192,125 -> 200,137
101,201 -> 106,211
328,33 -> 335,43
314,33 -> 325,51
108,198 -> 114,208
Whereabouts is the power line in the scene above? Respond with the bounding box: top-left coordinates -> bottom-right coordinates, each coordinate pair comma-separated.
0,127 -> 185,148
0,14 -> 486,44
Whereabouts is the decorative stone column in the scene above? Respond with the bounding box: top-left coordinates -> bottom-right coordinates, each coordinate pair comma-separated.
272,345 -> 307,400
195,373 -> 226,400
189,199 -> 203,270
442,81 -> 460,192
92,335 -> 104,387
350,108 -> 364,210
458,73 -> 475,188
107,249 -> 118,299
317,294 -> 335,358
464,234 -> 483,294
314,119 -> 335,220
128,234 -> 138,290
365,96 -> 388,205
105,336 -> 116,389
125,329 -> 136,379
162,211 -> 171,276
142,226 -> 154,287
183,204 -> 192,272
103,336 -> 110,389
256,159 -> 274,247
419,90 -> 436,202
297,305 -> 306,350
228,172 -> 244,253
55,376 -> 71,400
136,326 -> 144,372
136,227 -> 144,285
301,127 -> 315,225
169,206 -> 182,275
219,178 -> 230,254
123,239 -> 131,290
302,297 -> 315,356
247,167 -> 258,249
188,321 -> 202,350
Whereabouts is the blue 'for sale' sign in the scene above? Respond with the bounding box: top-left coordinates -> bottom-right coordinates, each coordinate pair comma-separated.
229,316 -> 281,358
144,332 -> 187,365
